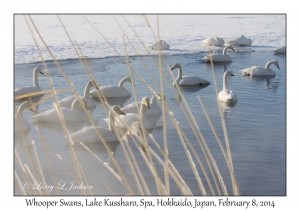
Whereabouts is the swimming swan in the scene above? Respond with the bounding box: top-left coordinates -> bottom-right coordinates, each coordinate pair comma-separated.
31,98 -> 87,122
14,67 -> 44,97
202,36 -> 225,46
204,45 -> 235,62
147,40 -> 170,50
70,105 -> 125,143
227,35 -> 252,46
121,94 -> 163,116
106,97 -> 155,129
240,60 -> 280,76
171,63 -> 210,86
218,71 -> 237,103
58,80 -> 98,108
15,101 -> 33,133
274,46 -> 286,54
90,76 -> 132,98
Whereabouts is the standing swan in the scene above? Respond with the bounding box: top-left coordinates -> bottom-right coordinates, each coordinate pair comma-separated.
90,76 -> 132,98
31,98 -> 87,122
58,80 -> 98,108
15,101 -> 33,133
240,60 -> 280,76
218,71 -> 237,103
204,46 -> 235,62
15,67 -> 44,97
70,106 -> 126,143
106,97 -> 155,129
171,63 -> 210,86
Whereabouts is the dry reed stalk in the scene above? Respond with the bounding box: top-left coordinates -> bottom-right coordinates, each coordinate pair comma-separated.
14,171 -> 26,195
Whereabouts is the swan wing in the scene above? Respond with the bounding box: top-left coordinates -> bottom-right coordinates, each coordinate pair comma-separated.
71,126 -> 117,143
218,90 -> 237,102
121,102 -> 140,114
240,66 -> 272,75
90,85 -> 129,98
14,86 -> 43,96
204,53 -> 231,62
179,76 -> 210,85
32,108 -> 83,122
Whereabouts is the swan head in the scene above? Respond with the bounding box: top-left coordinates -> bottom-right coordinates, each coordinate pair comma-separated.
225,71 -> 235,77
141,97 -> 150,109
171,63 -> 181,70
34,67 -> 44,74
90,80 -> 99,90
273,60 -> 280,69
112,105 -> 126,115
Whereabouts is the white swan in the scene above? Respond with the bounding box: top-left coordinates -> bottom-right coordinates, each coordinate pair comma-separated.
15,101 -> 33,133
15,67 -> 44,97
90,76 -> 132,98
121,94 -> 163,116
147,40 -> 170,50
31,98 -> 87,122
70,106 -> 125,143
204,45 -> 235,62
218,71 -> 237,103
240,60 -> 280,76
274,46 -> 286,54
58,80 -> 98,108
227,35 -> 252,46
171,63 -> 210,86
202,36 -> 225,46
106,97 -> 155,129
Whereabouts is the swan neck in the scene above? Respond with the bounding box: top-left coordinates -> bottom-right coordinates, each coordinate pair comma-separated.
223,72 -> 229,91
223,46 -> 230,56
118,77 -> 130,94
265,61 -> 273,70
33,68 -> 40,88
176,65 -> 183,84
108,110 -> 114,131
84,81 -> 92,98
71,99 -> 79,111
140,103 -> 147,121
17,102 -> 29,118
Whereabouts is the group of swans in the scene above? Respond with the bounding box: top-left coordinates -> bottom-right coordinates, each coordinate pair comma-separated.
202,35 -> 252,47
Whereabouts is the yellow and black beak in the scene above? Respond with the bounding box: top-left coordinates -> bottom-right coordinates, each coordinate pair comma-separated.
118,109 -> 126,115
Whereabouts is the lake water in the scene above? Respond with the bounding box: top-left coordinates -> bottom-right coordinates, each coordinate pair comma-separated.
14,49 -> 286,196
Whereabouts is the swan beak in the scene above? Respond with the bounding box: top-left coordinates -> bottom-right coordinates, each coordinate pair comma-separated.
232,47 -> 235,52
277,66 -> 280,70
40,71 -> 44,74
118,109 -> 126,115
146,102 -> 150,109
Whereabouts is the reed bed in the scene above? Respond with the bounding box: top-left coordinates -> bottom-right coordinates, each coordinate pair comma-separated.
14,14 -> 239,196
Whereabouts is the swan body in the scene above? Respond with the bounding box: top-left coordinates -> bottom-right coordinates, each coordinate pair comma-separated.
121,94 -> 163,116
90,76 -> 132,98
58,80 -> 98,108
31,98 -> 87,122
202,36 -> 225,46
70,106 -> 125,143
218,71 -> 237,103
274,46 -> 286,54
147,40 -> 170,50
15,101 -> 33,133
15,67 -> 44,97
106,97 -> 155,129
171,63 -> 210,86
204,46 -> 235,62
240,60 -> 280,76
227,35 -> 252,46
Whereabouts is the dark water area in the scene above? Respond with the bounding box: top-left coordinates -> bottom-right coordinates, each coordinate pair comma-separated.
14,51 -> 286,196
